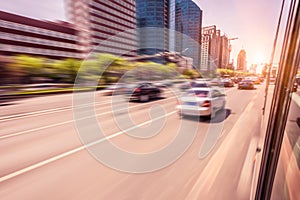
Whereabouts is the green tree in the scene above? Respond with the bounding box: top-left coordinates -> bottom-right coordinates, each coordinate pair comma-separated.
13,55 -> 46,83
53,58 -> 81,83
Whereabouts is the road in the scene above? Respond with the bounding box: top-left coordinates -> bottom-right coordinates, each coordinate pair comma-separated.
0,83 -> 267,200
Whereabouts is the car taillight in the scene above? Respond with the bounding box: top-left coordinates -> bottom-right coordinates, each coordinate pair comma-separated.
134,88 -> 141,93
202,100 -> 211,107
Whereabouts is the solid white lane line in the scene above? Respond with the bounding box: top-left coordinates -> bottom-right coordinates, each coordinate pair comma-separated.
0,100 -> 112,122
0,96 -> 177,140
0,111 -> 177,183
0,90 -> 175,122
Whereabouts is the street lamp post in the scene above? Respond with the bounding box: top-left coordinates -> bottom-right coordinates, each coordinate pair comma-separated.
228,37 -> 238,69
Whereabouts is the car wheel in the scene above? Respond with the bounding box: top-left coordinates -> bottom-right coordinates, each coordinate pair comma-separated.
208,110 -> 216,119
140,94 -> 149,102
155,92 -> 161,99
178,113 -> 184,119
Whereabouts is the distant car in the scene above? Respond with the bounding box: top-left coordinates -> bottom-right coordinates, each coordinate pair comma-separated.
125,82 -> 162,102
176,87 -> 226,119
102,83 -> 126,96
220,78 -> 234,87
238,79 -> 255,89
250,76 -> 261,84
295,76 -> 300,86
236,77 -> 244,83
179,82 -> 192,91
179,79 -> 211,91
269,77 -> 276,85
210,78 -> 223,86
259,76 -> 265,82
154,80 -> 173,88
190,80 -> 212,88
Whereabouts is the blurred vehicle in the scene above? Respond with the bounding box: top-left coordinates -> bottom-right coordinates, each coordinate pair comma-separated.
125,82 -> 162,102
179,82 -> 191,91
179,79 -> 212,91
102,83 -> 126,96
250,76 -> 261,84
154,80 -> 173,88
231,77 -> 239,83
235,77 -> 244,83
176,87 -> 226,119
259,76 -> 265,82
269,76 -> 277,84
190,80 -> 212,88
220,78 -> 234,87
238,79 -> 255,89
295,76 -> 300,86
210,78 -> 223,86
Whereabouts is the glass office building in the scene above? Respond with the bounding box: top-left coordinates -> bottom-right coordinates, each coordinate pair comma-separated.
172,0 -> 202,68
137,0 -> 202,68
136,0 -> 170,55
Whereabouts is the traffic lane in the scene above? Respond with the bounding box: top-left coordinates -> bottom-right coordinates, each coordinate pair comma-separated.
0,85 -> 258,175
0,110 -> 207,200
0,86 -> 264,199
0,86 -> 237,174
195,85 -> 265,200
102,85 -> 262,157
0,96 -> 114,136
0,109 -> 238,199
0,85 -> 258,177
0,85 -> 232,120
0,90 -> 113,119
0,97 -> 176,177
0,89 -> 174,136
0,94 -> 176,139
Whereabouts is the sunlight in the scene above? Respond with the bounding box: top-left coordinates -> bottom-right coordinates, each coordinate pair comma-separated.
254,53 -> 267,64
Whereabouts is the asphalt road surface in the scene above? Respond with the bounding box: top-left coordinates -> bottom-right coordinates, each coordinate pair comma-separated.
0,84 -> 272,200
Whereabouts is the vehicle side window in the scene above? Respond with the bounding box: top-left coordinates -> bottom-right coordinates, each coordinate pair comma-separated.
212,90 -> 222,97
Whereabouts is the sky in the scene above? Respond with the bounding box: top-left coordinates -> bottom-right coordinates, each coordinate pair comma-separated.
0,0 -> 289,70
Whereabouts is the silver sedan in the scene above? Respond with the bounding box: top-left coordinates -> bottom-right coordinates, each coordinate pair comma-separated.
176,88 -> 226,119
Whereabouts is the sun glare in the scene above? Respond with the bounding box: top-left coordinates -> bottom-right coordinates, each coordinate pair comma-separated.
253,53 -> 267,64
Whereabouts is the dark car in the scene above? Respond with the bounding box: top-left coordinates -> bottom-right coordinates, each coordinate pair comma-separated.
238,79 -> 255,89
126,82 -> 162,102
221,78 -> 234,87
231,77 -> 243,83
210,78 -> 223,86
190,80 -> 212,88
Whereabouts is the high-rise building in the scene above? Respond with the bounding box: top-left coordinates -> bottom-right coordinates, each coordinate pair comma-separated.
0,10 -> 82,59
201,25 -> 230,71
66,0 -> 137,57
219,35 -> 230,69
137,0 -> 202,68
136,0 -> 169,55
171,0 -> 202,69
201,25 -> 221,71
237,49 -> 247,71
